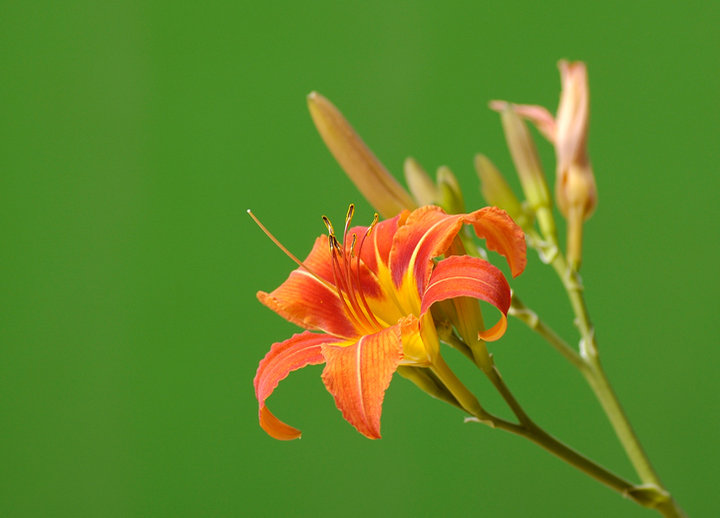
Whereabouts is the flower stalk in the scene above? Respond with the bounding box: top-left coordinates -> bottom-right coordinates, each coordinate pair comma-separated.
510,239 -> 686,516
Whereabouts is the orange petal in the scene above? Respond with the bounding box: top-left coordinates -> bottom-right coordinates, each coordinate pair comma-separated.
254,332 -> 330,440
346,210 -> 409,276
465,206 -> 527,278
420,255 -> 511,342
320,325 -> 404,439
258,235 -> 359,338
389,206 -> 465,291
388,205 -> 527,294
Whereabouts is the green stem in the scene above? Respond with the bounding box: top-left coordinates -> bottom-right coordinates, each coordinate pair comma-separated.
580,356 -> 662,486
431,356 -> 636,497
509,295 -> 583,369
485,365 -> 531,426
482,358 -> 686,517
477,359 -> 634,498
431,344 -> 684,515
548,252 -> 663,488
429,354 -> 492,424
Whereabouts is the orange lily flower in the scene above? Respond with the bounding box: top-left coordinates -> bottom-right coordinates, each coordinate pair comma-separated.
253,204 -> 526,440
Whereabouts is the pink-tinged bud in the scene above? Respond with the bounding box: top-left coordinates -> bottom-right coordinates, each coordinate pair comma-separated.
554,61 -> 597,222
474,154 -> 527,228
307,92 -> 417,217
496,60 -> 598,269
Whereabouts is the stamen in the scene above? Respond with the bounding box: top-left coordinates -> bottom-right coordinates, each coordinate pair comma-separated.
353,215 -> 383,328
368,213 -> 379,233
343,203 -> 355,244
322,215 -> 335,237
349,233 -> 357,257
247,209 -> 331,289
322,208 -> 381,332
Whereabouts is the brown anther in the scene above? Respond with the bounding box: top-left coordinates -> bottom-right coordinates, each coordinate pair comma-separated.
322,215 -> 335,237
349,233 -> 357,257
344,204 -> 355,236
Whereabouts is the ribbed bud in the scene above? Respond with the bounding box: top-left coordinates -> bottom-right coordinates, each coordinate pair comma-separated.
437,166 -> 465,214
474,154 -> 527,227
404,157 -> 440,206
492,102 -> 557,240
307,92 -> 417,217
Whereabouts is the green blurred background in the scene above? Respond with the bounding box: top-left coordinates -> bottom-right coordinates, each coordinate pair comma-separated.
2,1 -> 718,516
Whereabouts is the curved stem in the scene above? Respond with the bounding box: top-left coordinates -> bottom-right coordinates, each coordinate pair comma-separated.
548,252 -> 664,488
485,365 -> 532,426
510,294 -> 583,369
481,357 -> 685,516
429,353 -> 493,424
579,356 -> 662,486
432,337 -> 684,515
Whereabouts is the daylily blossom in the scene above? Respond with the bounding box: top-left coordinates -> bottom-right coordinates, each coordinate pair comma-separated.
253,204 -> 526,440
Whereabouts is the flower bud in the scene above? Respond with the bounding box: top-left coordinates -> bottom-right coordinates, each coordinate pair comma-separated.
474,154 -> 527,227
307,92 -> 417,217
396,366 -> 463,409
499,61 -> 598,269
436,166 -> 465,214
404,157 -> 440,206
554,60 -> 597,223
491,102 -> 557,240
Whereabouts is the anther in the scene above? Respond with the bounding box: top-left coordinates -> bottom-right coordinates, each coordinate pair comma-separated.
322,215 -> 335,237
363,213 -> 379,239
344,204 -> 355,237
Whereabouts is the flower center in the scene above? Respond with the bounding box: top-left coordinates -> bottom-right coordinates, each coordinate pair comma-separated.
322,204 -> 384,335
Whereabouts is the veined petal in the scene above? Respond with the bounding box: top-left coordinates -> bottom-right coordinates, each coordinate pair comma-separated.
464,206 -> 527,278
350,211 -> 408,275
388,206 -> 526,297
420,255 -> 511,342
320,324 -> 404,439
258,235 -> 359,338
254,332 -> 331,440
389,206 -> 465,292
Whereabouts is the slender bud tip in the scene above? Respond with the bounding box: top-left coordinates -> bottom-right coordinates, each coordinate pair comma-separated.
489,100 -> 508,112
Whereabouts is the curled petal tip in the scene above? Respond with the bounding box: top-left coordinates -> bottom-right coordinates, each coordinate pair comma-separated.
259,406 -> 303,441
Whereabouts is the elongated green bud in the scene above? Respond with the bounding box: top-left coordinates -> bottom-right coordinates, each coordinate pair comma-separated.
404,157 -> 440,206
437,166 -> 465,214
474,154 -> 527,226
396,366 -> 463,410
492,102 -> 557,241
307,92 -> 416,217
